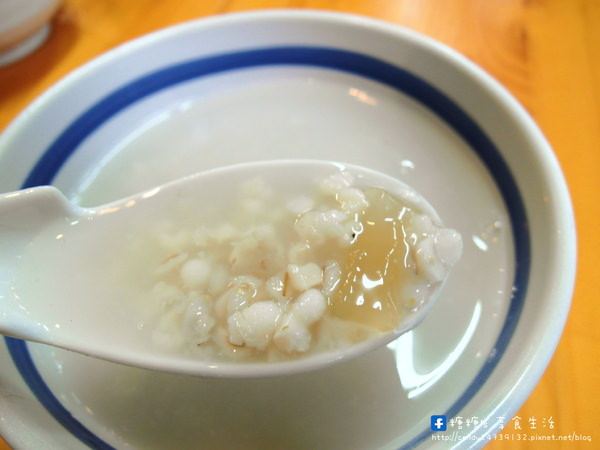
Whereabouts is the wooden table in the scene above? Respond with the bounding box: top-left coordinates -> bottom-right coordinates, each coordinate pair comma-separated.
0,1 -> 597,448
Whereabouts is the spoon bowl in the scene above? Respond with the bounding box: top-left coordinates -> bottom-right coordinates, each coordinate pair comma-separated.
0,159 -> 460,377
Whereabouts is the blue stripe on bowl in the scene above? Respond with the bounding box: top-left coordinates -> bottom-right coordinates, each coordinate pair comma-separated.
7,46 -> 530,449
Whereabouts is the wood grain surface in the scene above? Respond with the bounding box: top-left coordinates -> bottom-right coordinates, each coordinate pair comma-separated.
0,1 -> 597,448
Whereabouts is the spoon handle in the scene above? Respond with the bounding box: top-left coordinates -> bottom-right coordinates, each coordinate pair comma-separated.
0,185 -> 83,271
0,186 -> 82,342
0,186 -> 80,227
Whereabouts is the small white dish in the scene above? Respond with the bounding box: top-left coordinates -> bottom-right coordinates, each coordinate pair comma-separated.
0,0 -> 61,66
0,10 -> 575,449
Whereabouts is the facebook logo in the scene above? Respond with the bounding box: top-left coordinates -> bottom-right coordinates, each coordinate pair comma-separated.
431,415 -> 447,431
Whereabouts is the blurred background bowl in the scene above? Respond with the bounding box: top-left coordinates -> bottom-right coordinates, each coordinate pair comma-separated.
0,0 -> 61,66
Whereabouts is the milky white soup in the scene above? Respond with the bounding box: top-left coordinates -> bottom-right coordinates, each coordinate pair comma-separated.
135,170 -> 462,362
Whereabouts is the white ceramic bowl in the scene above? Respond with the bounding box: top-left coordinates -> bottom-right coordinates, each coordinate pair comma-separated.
0,0 -> 61,66
0,10 -> 575,449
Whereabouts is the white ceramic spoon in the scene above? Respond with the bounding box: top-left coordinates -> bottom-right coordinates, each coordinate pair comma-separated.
0,159 -> 457,378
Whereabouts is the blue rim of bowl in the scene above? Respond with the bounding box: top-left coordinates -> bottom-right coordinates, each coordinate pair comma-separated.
5,46 -> 529,449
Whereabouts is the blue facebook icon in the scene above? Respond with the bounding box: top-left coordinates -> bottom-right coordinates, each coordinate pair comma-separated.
431,415 -> 447,431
